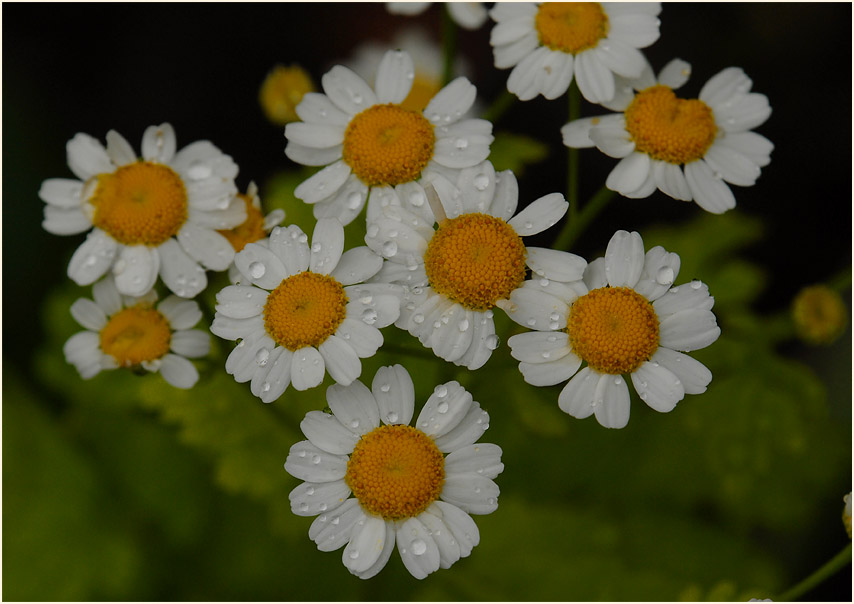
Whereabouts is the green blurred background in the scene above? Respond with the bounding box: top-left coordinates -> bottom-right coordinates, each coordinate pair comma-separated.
3,3 -> 851,601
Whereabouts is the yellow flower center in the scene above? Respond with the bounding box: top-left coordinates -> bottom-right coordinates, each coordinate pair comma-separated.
424,213 -> 527,311
263,272 -> 348,350
567,286 -> 659,374
345,424 -> 445,521
90,161 -> 188,246
624,85 -> 718,165
535,2 -> 610,54
259,64 -> 315,126
217,192 -> 267,252
342,103 -> 435,187
99,304 -> 172,366
792,285 -> 848,346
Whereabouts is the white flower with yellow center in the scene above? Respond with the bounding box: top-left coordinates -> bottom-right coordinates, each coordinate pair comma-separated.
508,230 -> 720,429
63,275 -> 210,389
386,2 -> 489,30
285,364 -> 502,579
40,123 -> 246,298
365,161 -> 576,370
211,218 -> 400,402
562,58 -> 773,213
284,49 -> 493,225
489,2 -> 661,103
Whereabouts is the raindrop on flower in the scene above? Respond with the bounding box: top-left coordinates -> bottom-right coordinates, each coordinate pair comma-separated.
458,319 -> 470,332
382,241 -> 398,257
411,539 -> 427,556
386,412 -> 399,423
413,313 -> 424,324
249,261 -> 266,279
346,191 -> 362,210
255,348 -> 270,366
437,402 -> 449,414
434,384 -> 448,398
656,267 -> 674,285
690,280 -> 703,289
379,383 -> 390,392
473,173 -> 490,190
485,334 -> 500,350
361,309 -> 378,325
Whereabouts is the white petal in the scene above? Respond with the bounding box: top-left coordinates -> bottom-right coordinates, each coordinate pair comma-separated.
429,501 -> 479,557
172,141 -> 237,180
295,92 -> 351,127
423,77 -> 476,125
289,479 -> 351,516
653,281 -> 715,316
561,117 -> 598,149
526,247 -> 586,282
607,12 -> 661,48
327,379 -> 381,436
318,335 -> 362,386
652,161 -> 692,201
541,50 -> 575,99
63,331 -> 104,378
177,224 -> 234,271
593,372 -> 631,429
493,31 -> 539,70
417,381 -> 473,439
444,443 -> 504,479
519,356 -> 582,386
92,275 -> 123,316
309,218 -> 345,275
375,49 -> 414,104
633,245 -> 682,302
67,230 -> 118,286
699,67 -> 752,109
113,245 -> 159,297
575,49 -> 615,104
490,2 -> 537,21
210,314 -> 264,341
159,353 -> 199,389
441,473 -> 500,515
448,1 -> 488,29
343,515 -> 389,575
371,364 -> 415,425
39,178 -> 84,208
285,122 -> 345,148
309,498 -> 363,551
606,152 -> 651,196
594,38 -> 646,79
657,58 -> 692,89
703,143 -> 762,187
417,511 -> 461,570
268,224 -> 311,276
659,309 -> 721,352
429,305 -> 476,364
294,160 -> 352,204
170,330 -> 210,358
70,298 -> 107,331
334,318 -> 383,358
157,238 -> 208,298
506,46 -> 549,101
140,123 -> 177,164
589,117 -> 634,159
253,347 -> 293,403
224,330 -> 275,383
330,247 -> 382,285
504,288 -> 567,331
454,308 -> 498,371
66,133 -> 112,181
558,366 -> 599,419
214,284 -> 268,319
285,141 -> 343,167
354,523 -> 396,580
432,135 -> 491,169
290,346 -> 326,391
684,160 -> 736,214
345,285 -> 402,329
432,401 -> 489,452
395,517 -> 441,580
234,242 -> 288,290
507,192 -> 567,236
631,361 -> 684,413
604,229 -> 645,288
583,257 -> 608,289
653,347 -> 712,395
284,440 -> 348,483
508,331 -> 570,363
42,205 -> 90,235
716,131 -> 773,168
301,410 -> 359,455
321,65 -> 377,115
104,129 -> 137,166
157,296 -> 203,330
490,16 -> 534,46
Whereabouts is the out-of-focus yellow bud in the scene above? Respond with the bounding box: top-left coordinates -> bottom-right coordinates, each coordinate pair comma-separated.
791,284 -> 848,345
259,64 -> 315,126
843,492 -> 852,539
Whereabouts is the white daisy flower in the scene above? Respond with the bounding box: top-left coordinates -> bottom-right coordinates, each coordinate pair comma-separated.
211,218 -> 400,402
284,49 -> 493,225
63,275 -> 209,389
284,364 -> 502,579
489,2 -> 661,103
39,123 -> 246,298
386,2 -> 489,30
364,160 -> 578,370
508,230 -> 721,429
561,58 -> 773,213
217,181 -> 286,284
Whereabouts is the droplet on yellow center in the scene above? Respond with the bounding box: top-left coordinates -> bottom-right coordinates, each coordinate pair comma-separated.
567,286 -> 659,374
342,103 -> 435,187
90,161 -> 188,246
217,193 -> 267,252
263,272 -> 348,350
424,213 -> 527,311
625,85 -> 718,165
535,2 -> 609,54
346,424 -> 445,520
99,304 -> 172,366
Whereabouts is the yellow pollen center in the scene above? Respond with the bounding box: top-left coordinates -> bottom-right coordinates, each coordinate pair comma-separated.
263,272 -> 348,350
342,103 -> 435,187
535,2 -> 610,54
792,285 -> 848,345
99,304 -> 172,367
217,193 -> 267,252
624,85 -> 718,164
567,286 -> 659,374
424,213 -> 527,311
259,64 -> 315,126
346,424 -> 445,521
90,161 -> 188,246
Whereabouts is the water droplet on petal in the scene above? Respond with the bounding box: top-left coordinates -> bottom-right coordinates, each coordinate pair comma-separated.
413,312 -> 425,324
458,319 -> 469,332
690,280 -> 703,289
311,454 -> 321,464
409,191 -> 425,207
381,241 -> 398,258
434,384 -> 448,398
361,308 -> 378,325
187,160 -> 212,180
350,419 -> 360,429
249,261 -> 266,279
379,383 -> 390,393
473,173 -> 489,190
346,191 -> 362,210
656,266 -> 674,285
411,539 -> 427,556
255,348 -> 270,366
485,334 -> 500,350
386,411 -> 399,423
437,402 -> 449,414
305,486 -> 315,496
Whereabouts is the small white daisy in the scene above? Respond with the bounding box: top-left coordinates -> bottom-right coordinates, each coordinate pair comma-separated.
284,364 -> 502,579
364,160 -> 577,370
508,230 -> 721,429
489,2 -> 661,103
40,123 -> 246,298
211,218 -> 400,402
562,58 -> 773,213
284,49 -> 493,225
386,2 -> 489,30
63,275 -> 209,389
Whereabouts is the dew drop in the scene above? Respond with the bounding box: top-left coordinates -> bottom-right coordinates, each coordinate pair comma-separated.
412,312 -> 425,324
255,348 -> 270,366
434,384 -> 448,398
346,191 -> 362,210
485,334 -> 500,350
614,376 -> 623,385
381,241 -> 398,257
261,382 -> 271,393
318,503 -> 327,511
249,261 -> 266,279
305,486 -> 315,496
548,321 -> 560,330
311,454 -> 321,465
386,411 -> 399,423
690,280 -> 703,290
473,173 -> 490,190
656,266 -> 675,285
187,160 -> 212,180
526,318 -> 537,327
524,221 -> 533,230
409,190 -> 425,207
348,549 -> 360,560
458,319 -> 470,332
299,502 -> 309,512
361,308 -> 378,325
437,402 -> 449,414
83,255 -> 97,267
350,419 -> 360,429
311,242 -> 322,253
379,383 -> 391,393
411,539 -> 427,556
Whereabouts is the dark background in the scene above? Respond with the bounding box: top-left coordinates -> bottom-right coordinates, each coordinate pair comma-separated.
3,2 -> 851,600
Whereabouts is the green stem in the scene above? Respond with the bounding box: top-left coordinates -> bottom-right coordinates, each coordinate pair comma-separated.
777,542 -> 851,602
440,5 -> 457,86
552,185 -> 617,252
380,342 -> 443,362
567,81 -> 581,224
480,89 -> 516,124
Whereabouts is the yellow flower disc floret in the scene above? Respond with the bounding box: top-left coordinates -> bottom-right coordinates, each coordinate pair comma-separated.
424,213 -> 527,311
567,286 -> 659,374
346,424 -> 445,521
342,103 -> 435,187
217,193 -> 266,252
99,304 -> 172,367
625,85 -> 718,165
90,161 -> 188,246
536,2 -> 610,54
792,285 -> 848,346
263,272 -> 348,350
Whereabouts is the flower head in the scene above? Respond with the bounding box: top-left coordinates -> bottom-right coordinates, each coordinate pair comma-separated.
489,2 -> 661,103
365,160 -> 573,369
211,218 -> 401,401
791,284 -> 848,346
285,364 -> 502,579
284,49 -> 493,225
259,64 -> 315,126
508,230 -> 720,428
40,123 -> 246,298
63,275 -> 209,388
386,2 -> 489,30
562,58 -> 773,213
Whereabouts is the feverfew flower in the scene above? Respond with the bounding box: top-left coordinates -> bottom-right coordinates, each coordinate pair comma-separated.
63,275 -> 209,389
489,2 -> 661,103
259,64 -> 316,126
365,160 -> 574,369
562,58 -> 773,213
285,49 -> 493,225
211,218 -> 400,402
40,123 -> 245,298
386,2 -> 489,30
508,230 -> 720,429
791,284 -> 848,346
285,364 -> 502,579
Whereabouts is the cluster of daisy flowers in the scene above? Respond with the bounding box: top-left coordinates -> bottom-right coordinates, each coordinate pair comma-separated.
41,2 -> 775,583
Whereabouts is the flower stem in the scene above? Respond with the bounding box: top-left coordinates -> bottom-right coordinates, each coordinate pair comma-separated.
776,542 -> 851,602
552,185 -> 617,252
441,5 -> 457,86
567,81 -> 581,223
